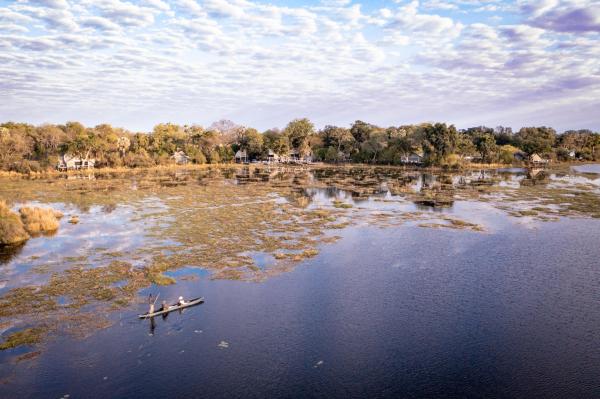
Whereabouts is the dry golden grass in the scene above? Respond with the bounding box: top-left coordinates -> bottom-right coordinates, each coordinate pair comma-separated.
18,207 -> 61,234
0,200 -> 30,245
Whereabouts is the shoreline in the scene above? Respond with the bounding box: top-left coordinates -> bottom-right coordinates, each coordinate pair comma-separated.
0,161 -> 588,179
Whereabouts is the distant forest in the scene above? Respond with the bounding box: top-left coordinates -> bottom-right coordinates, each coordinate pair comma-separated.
1,119 -> 599,173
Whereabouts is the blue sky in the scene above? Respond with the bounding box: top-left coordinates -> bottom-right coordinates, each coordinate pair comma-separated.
1,0 -> 599,132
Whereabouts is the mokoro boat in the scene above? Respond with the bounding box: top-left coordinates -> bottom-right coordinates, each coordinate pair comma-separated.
138,297 -> 204,318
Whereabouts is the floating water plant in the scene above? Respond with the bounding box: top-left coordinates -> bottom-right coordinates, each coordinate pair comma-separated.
0,327 -> 45,350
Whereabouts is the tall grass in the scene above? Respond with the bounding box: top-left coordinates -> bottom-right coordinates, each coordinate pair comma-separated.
0,200 -> 30,245
18,207 -> 63,234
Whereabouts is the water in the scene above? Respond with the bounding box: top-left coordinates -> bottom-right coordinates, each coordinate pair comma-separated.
0,166 -> 599,398
572,164 -> 600,174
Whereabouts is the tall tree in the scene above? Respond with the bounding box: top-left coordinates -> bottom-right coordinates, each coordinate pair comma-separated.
422,123 -> 458,163
284,118 -> 314,156
473,133 -> 498,162
350,120 -> 375,143
516,127 -> 556,155
321,125 -> 354,154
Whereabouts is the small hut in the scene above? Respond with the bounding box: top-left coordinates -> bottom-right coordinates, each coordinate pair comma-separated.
287,149 -> 313,163
56,154 -> 95,171
235,149 -> 248,163
266,149 -> 279,163
172,150 -> 189,165
288,149 -> 300,162
401,152 -> 423,164
530,153 -> 548,165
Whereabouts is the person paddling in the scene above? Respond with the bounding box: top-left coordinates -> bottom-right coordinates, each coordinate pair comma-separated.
148,293 -> 159,315
161,300 -> 169,312
178,296 -> 186,306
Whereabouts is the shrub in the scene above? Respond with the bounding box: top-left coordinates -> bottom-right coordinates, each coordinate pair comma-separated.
8,160 -> 42,174
123,151 -> 154,168
440,154 -> 464,169
499,145 -> 520,164
19,207 -> 62,234
0,201 -> 30,246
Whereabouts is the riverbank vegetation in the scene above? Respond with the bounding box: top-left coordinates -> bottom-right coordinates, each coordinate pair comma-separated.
19,207 -> 62,235
1,120 -> 599,173
0,201 -> 30,245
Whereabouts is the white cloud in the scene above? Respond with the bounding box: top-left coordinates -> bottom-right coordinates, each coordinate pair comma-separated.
28,0 -> 70,9
143,0 -> 171,12
388,1 -> 462,38
81,16 -> 122,31
521,0 -> 600,33
0,0 -> 598,131
90,0 -> 156,27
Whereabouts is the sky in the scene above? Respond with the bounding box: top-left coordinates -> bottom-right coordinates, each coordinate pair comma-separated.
0,0 -> 599,132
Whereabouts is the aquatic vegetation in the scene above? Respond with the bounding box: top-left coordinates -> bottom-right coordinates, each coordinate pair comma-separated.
0,164 -> 599,353
0,201 -> 30,246
0,327 -> 45,350
419,218 -> 485,232
333,200 -> 353,209
15,350 -> 41,363
18,206 -> 62,234
147,273 -> 176,286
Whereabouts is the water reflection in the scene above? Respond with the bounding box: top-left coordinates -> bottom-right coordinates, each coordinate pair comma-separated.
0,244 -> 24,265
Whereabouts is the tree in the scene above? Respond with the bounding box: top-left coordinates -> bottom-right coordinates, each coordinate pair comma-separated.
515,127 -> 556,155
350,120 -> 375,143
422,123 -> 458,164
360,130 -> 388,163
494,126 -> 514,145
473,133 -> 498,163
284,118 -> 314,156
184,125 -> 205,145
117,136 -> 131,156
320,125 -> 354,155
498,145 -> 520,164
151,123 -> 185,156
198,130 -> 221,162
263,129 -> 289,155
238,128 -> 263,159
0,125 -> 34,168
35,124 -> 67,157
455,134 -> 477,157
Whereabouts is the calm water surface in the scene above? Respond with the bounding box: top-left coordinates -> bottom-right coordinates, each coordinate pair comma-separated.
0,166 -> 599,398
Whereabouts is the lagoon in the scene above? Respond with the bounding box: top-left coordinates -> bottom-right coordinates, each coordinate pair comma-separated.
0,165 -> 599,398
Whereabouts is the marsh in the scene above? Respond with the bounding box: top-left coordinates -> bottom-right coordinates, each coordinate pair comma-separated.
0,165 -> 599,398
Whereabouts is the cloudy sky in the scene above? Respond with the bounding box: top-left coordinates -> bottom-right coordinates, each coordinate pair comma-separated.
1,0 -> 599,132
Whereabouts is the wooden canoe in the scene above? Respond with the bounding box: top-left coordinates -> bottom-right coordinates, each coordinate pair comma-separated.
138,297 -> 204,318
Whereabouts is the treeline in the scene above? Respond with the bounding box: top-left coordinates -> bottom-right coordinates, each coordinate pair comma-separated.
1,119 -> 599,173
